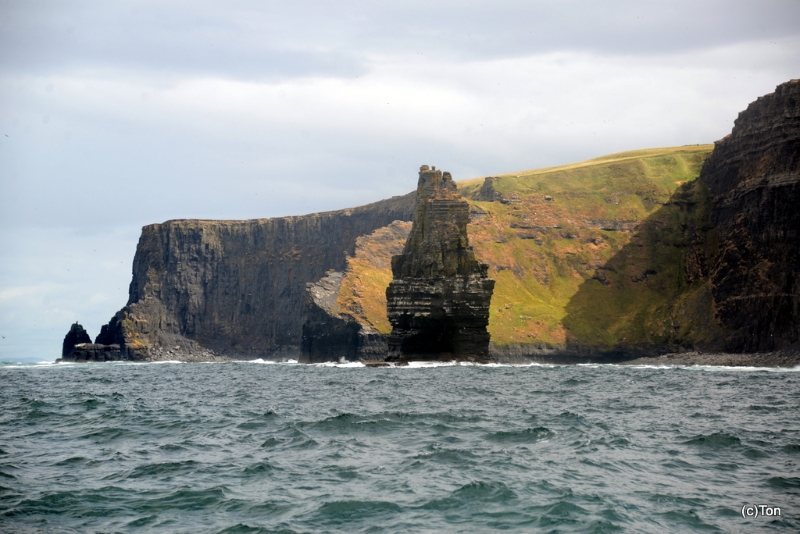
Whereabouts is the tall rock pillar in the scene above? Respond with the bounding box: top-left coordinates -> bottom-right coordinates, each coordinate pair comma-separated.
386,165 -> 495,362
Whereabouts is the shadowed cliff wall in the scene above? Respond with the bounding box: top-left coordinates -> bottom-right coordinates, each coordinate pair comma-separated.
701,79 -> 800,352
560,178 -> 719,361
300,221 -> 411,363
561,79 -> 800,358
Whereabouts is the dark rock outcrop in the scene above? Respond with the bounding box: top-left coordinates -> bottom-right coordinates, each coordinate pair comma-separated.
476,177 -> 504,202
386,166 -> 495,362
700,79 -> 800,352
475,177 -> 520,204
59,322 -> 131,363
62,322 -> 91,359
83,193 -> 415,361
65,343 -> 122,362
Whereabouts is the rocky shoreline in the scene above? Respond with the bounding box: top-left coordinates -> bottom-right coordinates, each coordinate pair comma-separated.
617,350 -> 800,368
56,347 -> 800,368
486,343 -> 800,368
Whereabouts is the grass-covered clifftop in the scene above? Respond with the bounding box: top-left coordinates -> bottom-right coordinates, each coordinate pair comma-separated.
335,145 -> 718,354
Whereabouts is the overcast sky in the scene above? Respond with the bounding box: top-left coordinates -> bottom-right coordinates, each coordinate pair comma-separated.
1,0 -> 798,361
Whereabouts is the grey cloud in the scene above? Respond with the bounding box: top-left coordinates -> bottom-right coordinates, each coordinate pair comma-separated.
2,1 -> 798,80
0,1 -> 367,80
363,0 -> 800,58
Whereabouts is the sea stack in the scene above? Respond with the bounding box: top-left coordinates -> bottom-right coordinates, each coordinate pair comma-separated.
386,165 -> 495,362
61,322 -> 91,359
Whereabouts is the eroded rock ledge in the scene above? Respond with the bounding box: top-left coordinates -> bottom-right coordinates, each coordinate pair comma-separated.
385,166 -> 495,362
300,270 -> 386,363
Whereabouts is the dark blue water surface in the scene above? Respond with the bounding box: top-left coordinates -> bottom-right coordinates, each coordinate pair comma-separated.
1,360 -> 798,533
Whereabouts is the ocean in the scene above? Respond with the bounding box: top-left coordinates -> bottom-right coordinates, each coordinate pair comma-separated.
1,360 -> 798,533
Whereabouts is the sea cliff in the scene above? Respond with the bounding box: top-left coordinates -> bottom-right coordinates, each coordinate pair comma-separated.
297,81 -> 799,364
701,79 -> 800,352
62,81 -> 800,364
62,194 -> 414,362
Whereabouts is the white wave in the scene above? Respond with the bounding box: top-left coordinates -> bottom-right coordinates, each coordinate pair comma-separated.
243,358 -> 299,364
245,358 -> 295,364
482,362 -> 558,368
624,364 -> 681,370
311,360 -> 365,367
405,360 -> 459,368
303,360 -> 559,369
681,364 -> 800,372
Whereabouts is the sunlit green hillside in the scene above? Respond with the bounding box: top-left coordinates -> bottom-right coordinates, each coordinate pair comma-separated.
337,145 -> 719,351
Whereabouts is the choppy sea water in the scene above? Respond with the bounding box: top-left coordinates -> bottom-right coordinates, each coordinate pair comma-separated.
1,360 -> 798,533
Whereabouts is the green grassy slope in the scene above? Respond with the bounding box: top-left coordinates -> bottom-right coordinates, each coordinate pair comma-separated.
338,145 -> 718,351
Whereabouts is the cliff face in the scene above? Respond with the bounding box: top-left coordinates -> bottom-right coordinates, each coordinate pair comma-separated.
63,81 -> 798,363
386,166 -> 495,362
94,194 -> 415,360
700,79 -> 800,352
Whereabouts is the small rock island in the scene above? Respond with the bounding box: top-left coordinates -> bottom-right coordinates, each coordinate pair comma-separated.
385,166 -> 495,363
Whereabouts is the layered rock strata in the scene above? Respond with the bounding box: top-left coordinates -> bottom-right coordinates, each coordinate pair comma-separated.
83,193 -> 415,361
386,166 -> 495,362
700,79 -> 800,352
